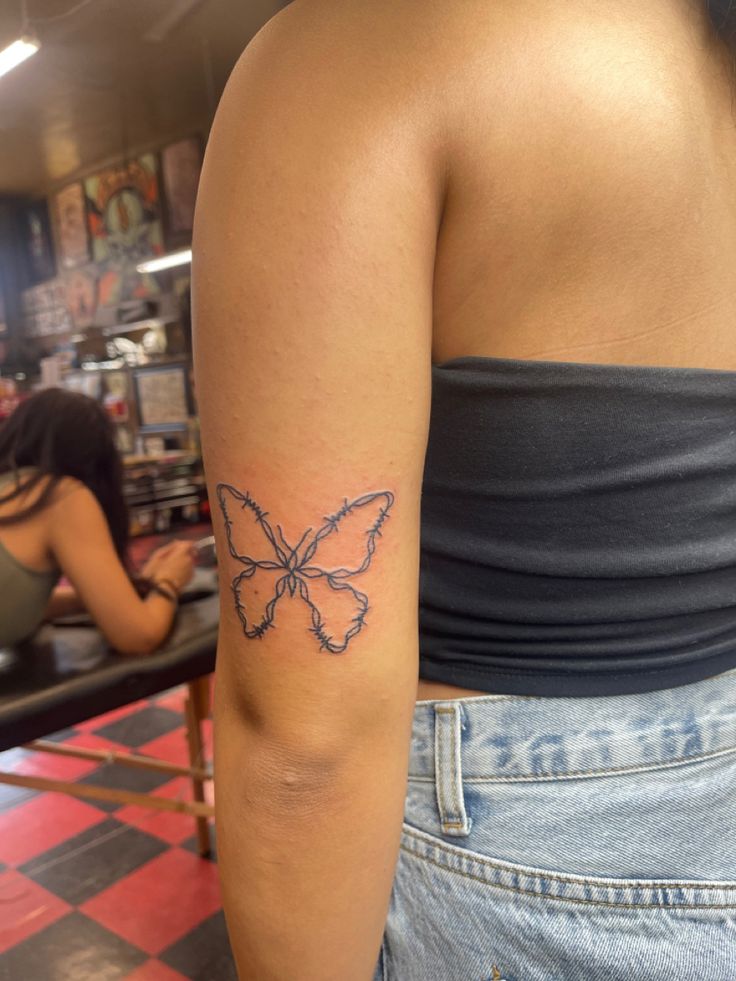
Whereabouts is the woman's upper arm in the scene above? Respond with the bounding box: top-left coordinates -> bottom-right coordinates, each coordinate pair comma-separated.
193,2 -> 447,752
48,481 -> 158,654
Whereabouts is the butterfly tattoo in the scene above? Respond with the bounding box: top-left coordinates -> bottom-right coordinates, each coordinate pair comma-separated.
216,483 -> 395,653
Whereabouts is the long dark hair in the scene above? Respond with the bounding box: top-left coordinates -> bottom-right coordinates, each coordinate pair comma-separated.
0,388 -> 129,563
707,0 -> 736,43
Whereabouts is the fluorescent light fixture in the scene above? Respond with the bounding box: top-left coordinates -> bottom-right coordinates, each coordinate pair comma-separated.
0,35 -> 40,79
136,249 -> 192,274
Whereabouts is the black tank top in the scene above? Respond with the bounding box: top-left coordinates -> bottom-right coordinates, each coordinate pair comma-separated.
418,355 -> 736,696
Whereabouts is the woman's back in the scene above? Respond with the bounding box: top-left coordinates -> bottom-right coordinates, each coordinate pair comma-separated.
426,0 -> 736,369
0,469 -> 58,646
0,389 -> 196,653
0,468 -> 59,574
363,0 -> 736,699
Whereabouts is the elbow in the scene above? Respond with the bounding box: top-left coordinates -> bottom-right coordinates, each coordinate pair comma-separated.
217,687 -> 406,817
115,642 -> 157,658
255,742 -> 344,815
220,723 -> 349,819
110,624 -> 166,657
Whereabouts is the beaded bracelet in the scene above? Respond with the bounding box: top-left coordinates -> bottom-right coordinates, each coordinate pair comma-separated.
157,577 -> 180,597
150,578 -> 179,604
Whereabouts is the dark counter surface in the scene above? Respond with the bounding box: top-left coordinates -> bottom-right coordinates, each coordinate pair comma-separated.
0,588 -> 219,752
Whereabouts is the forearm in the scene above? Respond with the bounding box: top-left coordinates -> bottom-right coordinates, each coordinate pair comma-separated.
47,483 -> 189,656
214,696 -> 412,981
112,592 -> 178,656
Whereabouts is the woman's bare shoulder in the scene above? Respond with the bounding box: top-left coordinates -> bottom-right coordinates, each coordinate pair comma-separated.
47,477 -> 100,515
45,479 -> 111,547
1,471 -> 82,514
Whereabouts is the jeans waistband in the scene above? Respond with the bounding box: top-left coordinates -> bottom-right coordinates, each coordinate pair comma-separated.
409,666 -> 736,785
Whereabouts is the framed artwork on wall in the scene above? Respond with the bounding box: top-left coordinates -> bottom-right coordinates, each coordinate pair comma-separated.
133,361 -> 193,432
21,279 -> 73,337
63,265 -> 99,330
161,136 -> 202,238
23,200 -> 56,285
52,182 -> 90,270
84,154 -> 165,308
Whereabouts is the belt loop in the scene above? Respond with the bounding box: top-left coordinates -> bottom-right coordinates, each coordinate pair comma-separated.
433,701 -> 472,837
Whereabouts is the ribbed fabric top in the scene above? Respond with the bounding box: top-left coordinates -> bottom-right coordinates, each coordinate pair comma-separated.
0,468 -> 58,647
418,355 -> 736,696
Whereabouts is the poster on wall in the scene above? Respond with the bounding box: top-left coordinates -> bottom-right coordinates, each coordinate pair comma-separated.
52,182 -> 90,269
64,265 -> 99,330
21,279 -> 73,337
84,154 -> 165,309
161,136 -> 202,236
24,200 -> 56,285
134,363 -> 190,431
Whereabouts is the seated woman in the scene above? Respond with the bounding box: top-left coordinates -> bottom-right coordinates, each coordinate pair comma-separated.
0,387 -> 196,654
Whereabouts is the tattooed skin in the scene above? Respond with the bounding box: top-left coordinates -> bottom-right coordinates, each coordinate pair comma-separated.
216,483 -> 394,653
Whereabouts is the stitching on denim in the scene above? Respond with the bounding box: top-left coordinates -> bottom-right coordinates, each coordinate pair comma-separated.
400,841 -> 736,909
401,826 -> 736,894
407,739 -> 736,784
448,705 -> 470,832
434,707 -> 448,829
450,707 -> 460,823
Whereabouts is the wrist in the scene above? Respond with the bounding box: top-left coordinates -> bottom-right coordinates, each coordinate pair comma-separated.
151,577 -> 179,603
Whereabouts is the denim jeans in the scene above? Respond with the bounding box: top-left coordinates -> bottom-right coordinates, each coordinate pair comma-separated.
374,666 -> 736,980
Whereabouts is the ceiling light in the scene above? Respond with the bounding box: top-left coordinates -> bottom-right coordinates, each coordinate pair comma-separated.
143,0 -> 204,42
0,35 -> 40,79
136,249 -> 192,274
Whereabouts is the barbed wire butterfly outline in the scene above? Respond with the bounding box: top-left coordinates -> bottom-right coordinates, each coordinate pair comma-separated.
216,483 -> 395,653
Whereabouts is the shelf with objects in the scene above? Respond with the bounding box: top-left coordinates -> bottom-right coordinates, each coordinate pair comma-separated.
63,340 -> 209,539
0,140 -> 210,539
9,286 -> 211,539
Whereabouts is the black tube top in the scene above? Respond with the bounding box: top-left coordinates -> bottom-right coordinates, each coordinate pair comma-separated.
418,355 -> 736,696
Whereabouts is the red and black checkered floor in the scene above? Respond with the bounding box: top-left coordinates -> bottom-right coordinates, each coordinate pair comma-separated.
0,685 -> 236,981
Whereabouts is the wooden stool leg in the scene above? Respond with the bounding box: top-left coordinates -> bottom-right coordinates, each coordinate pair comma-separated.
185,675 -> 212,857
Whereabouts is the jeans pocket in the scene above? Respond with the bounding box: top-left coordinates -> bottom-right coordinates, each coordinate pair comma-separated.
400,821 -> 736,906
408,746 -> 736,882
385,824 -> 736,981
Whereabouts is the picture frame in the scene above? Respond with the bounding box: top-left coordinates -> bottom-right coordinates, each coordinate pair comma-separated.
132,361 -> 193,433
23,199 -> 56,285
63,265 -> 99,330
52,182 -> 90,270
84,154 -> 165,308
160,135 -> 203,238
